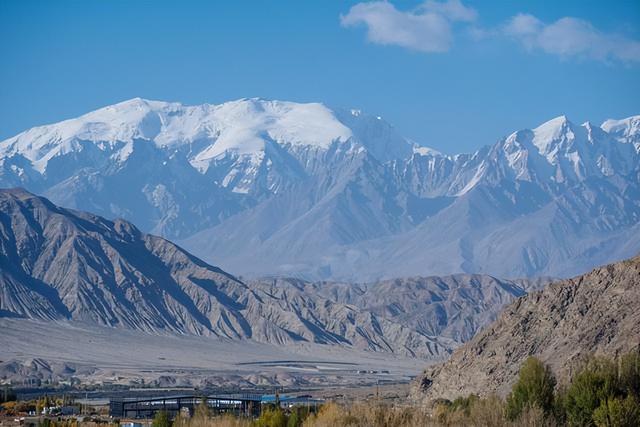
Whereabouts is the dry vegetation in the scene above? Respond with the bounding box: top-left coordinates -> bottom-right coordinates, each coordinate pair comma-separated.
2,352 -> 638,427
152,352 -> 639,427
161,399 -> 554,427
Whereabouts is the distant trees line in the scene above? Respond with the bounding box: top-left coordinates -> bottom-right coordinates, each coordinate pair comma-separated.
148,351 -> 639,426
1,386 -> 17,404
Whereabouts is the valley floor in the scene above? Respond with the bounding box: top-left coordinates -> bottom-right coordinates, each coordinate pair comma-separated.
0,319 -> 428,390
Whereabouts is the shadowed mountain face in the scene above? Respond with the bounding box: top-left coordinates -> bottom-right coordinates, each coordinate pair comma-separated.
413,254 -> 640,402
0,189 -> 543,359
1,98 -> 638,281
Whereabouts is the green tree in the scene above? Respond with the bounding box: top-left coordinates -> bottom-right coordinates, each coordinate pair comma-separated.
593,395 -> 640,427
553,383 -> 569,425
286,410 -> 299,427
152,410 -> 171,427
565,357 -> 620,426
505,356 -> 556,420
286,406 -> 309,427
255,407 -> 287,427
619,351 -> 640,398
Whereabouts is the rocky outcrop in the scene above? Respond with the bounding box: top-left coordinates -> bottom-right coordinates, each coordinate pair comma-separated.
413,255 -> 640,402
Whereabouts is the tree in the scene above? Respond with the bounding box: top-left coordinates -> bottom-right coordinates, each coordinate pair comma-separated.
287,406 -> 309,427
151,410 -> 171,427
593,396 -> 640,427
286,410 -> 299,427
449,394 -> 479,416
565,357 -> 620,426
619,351 -> 640,398
505,356 -> 556,420
255,407 -> 287,427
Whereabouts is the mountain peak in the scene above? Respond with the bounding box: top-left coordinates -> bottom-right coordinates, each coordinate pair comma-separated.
533,114 -> 571,133
601,115 -> 640,140
102,97 -> 176,112
531,115 -> 575,154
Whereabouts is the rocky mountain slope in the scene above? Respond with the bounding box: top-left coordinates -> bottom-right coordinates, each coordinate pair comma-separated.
413,254 -> 640,402
1,98 -> 638,280
0,188 -> 542,359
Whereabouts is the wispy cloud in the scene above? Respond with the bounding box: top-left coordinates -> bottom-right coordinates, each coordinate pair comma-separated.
504,14 -> 640,63
340,0 -> 477,53
341,1 -> 640,64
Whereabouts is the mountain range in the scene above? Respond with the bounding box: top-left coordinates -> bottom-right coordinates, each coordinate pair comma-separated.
1,98 -> 639,280
0,188 -> 542,360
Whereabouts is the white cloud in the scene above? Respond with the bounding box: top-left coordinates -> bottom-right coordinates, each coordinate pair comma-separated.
340,0 -> 477,53
504,13 -> 640,63
419,0 -> 477,23
341,2 -> 640,64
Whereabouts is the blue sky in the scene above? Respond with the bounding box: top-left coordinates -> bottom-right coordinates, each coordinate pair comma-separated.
1,0 -> 639,153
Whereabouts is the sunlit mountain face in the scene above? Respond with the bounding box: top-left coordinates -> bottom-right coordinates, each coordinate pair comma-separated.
1,98 -> 639,281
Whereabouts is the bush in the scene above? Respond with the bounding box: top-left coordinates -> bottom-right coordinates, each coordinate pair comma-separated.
255,407 -> 287,427
287,407 -> 309,427
618,352 -> 640,398
505,357 -> 556,420
152,410 -> 171,427
449,394 -> 479,416
517,404 -> 557,427
564,357 -> 620,426
468,395 -> 508,427
592,395 -> 640,427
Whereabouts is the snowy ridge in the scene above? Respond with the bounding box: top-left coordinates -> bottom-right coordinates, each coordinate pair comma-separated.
0,98 -> 639,280
602,115 -> 640,152
1,98 -> 362,172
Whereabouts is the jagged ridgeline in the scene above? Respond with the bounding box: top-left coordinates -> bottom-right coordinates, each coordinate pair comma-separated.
0,188 -> 542,359
0,98 -> 638,281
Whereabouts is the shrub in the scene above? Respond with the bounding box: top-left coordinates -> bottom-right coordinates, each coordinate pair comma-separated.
152,410 -> 171,427
517,404 -> 557,427
618,352 -> 640,398
255,407 -> 287,427
287,407 -> 310,427
564,357 -> 620,426
592,395 -> 640,427
449,394 -> 479,416
505,357 -> 556,420
468,395 -> 508,427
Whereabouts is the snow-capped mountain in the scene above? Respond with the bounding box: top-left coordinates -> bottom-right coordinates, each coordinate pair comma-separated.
0,98 -> 415,238
602,115 -> 640,152
1,98 -> 638,280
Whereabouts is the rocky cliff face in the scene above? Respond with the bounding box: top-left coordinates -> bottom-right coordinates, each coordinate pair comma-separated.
0,188 -> 540,359
413,255 -> 640,402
